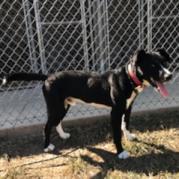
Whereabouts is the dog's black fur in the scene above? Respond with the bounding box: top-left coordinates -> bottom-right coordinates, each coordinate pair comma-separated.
2,49 -> 172,158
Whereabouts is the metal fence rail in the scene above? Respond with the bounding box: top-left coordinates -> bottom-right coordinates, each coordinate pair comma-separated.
0,0 -> 179,129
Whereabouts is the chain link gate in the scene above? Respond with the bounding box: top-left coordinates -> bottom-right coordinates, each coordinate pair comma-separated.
0,0 -> 179,129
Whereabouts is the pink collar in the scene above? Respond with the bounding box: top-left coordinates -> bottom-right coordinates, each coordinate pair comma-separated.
128,64 -> 142,86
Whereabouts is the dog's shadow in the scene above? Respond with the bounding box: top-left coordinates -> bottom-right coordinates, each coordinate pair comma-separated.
81,140 -> 179,177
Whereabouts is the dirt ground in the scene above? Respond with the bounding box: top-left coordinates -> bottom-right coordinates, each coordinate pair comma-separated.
0,108 -> 179,179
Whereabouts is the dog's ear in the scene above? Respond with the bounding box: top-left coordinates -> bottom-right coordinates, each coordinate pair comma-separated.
137,49 -> 146,60
157,49 -> 172,62
131,49 -> 146,65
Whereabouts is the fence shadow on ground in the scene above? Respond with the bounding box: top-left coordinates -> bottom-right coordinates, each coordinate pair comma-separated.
81,141 -> 179,177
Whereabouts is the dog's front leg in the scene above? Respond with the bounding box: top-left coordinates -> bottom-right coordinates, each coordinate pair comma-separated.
121,106 -> 137,141
111,103 -> 129,159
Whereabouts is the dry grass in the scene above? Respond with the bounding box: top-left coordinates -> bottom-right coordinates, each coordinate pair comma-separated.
0,108 -> 179,179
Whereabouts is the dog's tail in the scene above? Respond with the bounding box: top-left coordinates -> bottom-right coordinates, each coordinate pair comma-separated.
1,73 -> 48,85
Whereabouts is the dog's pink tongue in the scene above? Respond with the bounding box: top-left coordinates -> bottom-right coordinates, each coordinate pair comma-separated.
156,82 -> 169,97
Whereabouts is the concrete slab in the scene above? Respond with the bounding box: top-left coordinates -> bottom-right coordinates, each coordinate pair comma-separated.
0,80 -> 179,130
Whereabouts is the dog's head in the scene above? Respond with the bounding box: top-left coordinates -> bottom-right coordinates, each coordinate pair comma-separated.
131,49 -> 173,97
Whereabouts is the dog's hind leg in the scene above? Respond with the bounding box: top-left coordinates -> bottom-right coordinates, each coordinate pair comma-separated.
44,120 -> 55,152
121,106 -> 136,141
44,103 -> 70,152
56,121 -> 70,140
56,104 -> 71,140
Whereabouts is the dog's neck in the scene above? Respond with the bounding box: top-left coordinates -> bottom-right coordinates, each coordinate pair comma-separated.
126,63 -> 150,94
127,63 -> 142,87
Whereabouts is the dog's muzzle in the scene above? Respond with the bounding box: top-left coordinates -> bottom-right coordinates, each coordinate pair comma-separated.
164,72 -> 172,81
162,68 -> 172,82
154,68 -> 172,97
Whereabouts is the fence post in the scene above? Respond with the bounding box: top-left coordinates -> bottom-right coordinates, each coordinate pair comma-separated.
22,0 -> 38,73
80,0 -> 89,71
138,0 -> 145,49
34,0 -> 47,73
147,0 -> 153,51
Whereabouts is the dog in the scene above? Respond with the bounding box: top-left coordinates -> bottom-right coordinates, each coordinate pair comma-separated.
2,49 -> 172,159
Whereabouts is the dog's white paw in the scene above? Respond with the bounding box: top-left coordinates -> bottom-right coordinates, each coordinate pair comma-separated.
118,150 -> 129,159
60,132 -> 71,140
126,133 -> 137,141
44,143 -> 55,152
56,122 -> 70,140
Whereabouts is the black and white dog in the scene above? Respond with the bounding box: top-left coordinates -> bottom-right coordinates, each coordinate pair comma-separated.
2,49 -> 172,159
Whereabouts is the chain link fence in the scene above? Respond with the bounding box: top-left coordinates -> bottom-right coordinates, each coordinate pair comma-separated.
0,0 -> 179,129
